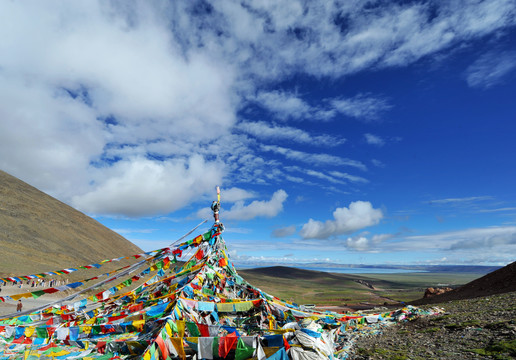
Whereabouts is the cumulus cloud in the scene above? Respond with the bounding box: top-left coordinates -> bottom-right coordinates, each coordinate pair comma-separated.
346,236 -> 369,251
300,201 -> 383,239
224,190 -> 288,221
221,187 -> 256,203
466,51 -> 516,88
346,233 -> 394,251
73,155 -> 224,217
0,1 -> 236,216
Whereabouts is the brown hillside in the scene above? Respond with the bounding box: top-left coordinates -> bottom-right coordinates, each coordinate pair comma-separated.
0,170 -> 142,276
410,260 -> 516,305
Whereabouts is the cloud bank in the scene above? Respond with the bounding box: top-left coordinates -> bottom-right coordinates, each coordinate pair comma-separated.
1,0 -> 515,218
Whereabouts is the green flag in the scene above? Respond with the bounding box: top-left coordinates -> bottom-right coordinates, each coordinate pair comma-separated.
186,322 -> 200,337
212,337 -> 219,358
235,338 -> 255,360
36,327 -> 48,338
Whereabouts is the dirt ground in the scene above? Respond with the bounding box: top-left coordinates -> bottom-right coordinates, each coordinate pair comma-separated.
0,285 -> 70,318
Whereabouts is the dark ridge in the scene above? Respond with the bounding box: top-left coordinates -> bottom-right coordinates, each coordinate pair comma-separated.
239,266 -> 352,280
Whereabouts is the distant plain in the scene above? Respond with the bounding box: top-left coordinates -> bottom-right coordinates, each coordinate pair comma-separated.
238,266 -> 484,307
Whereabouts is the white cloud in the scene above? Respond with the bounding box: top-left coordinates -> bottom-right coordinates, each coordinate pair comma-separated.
371,159 -> 386,168
429,196 -> 493,205
304,170 -> 346,185
328,171 -> 369,184
253,91 -> 312,120
221,187 -> 256,203
403,226 -> 516,251
1,0 -> 515,218
346,233 -> 394,251
237,121 -> 345,146
466,51 -> 516,88
0,1 -> 237,216
331,94 -> 392,121
251,90 -> 342,122
73,155 -> 224,217
346,236 -> 369,251
224,227 -> 253,234
300,201 -> 383,239
272,225 -> 297,238
478,207 -> 516,213
364,133 -> 385,146
224,190 -> 288,221
212,1 -> 516,79
261,145 -> 367,170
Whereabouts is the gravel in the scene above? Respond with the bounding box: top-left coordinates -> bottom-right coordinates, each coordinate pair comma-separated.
350,291 -> 516,359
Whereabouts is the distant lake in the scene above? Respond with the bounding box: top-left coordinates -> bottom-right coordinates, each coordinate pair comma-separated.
237,265 -> 426,274
298,266 -> 427,274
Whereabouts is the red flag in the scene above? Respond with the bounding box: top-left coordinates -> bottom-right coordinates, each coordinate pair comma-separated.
219,332 -> 238,358
43,288 -> 59,294
283,336 -> 290,350
155,335 -> 169,359
198,324 -> 210,337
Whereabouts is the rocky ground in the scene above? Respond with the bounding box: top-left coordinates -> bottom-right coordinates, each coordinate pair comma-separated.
350,291 -> 516,359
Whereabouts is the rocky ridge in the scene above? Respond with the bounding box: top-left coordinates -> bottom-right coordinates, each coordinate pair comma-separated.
351,291 -> 516,359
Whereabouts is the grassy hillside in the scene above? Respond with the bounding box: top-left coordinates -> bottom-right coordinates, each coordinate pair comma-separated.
238,266 -> 484,306
0,170 -> 143,276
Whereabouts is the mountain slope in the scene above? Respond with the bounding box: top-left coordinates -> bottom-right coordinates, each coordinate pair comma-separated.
411,260 -> 516,305
0,170 -> 142,276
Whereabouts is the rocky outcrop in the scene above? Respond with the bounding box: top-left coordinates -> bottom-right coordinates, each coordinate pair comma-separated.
423,287 -> 453,298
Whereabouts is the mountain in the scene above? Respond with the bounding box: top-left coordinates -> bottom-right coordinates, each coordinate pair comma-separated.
0,170 -> 142,276
411,260 -> 516,305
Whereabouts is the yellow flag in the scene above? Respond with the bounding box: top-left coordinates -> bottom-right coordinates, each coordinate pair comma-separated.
10,293 -> 33,301
132,319 -> 145,331
165,322 -> 173,337
171,338 -> 186,360
143,349 -> 152,360
176,320 -> 185,338
24,326 -> 35,337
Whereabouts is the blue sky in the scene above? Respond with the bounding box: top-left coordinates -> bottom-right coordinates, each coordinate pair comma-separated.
1,1 -> 516,267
